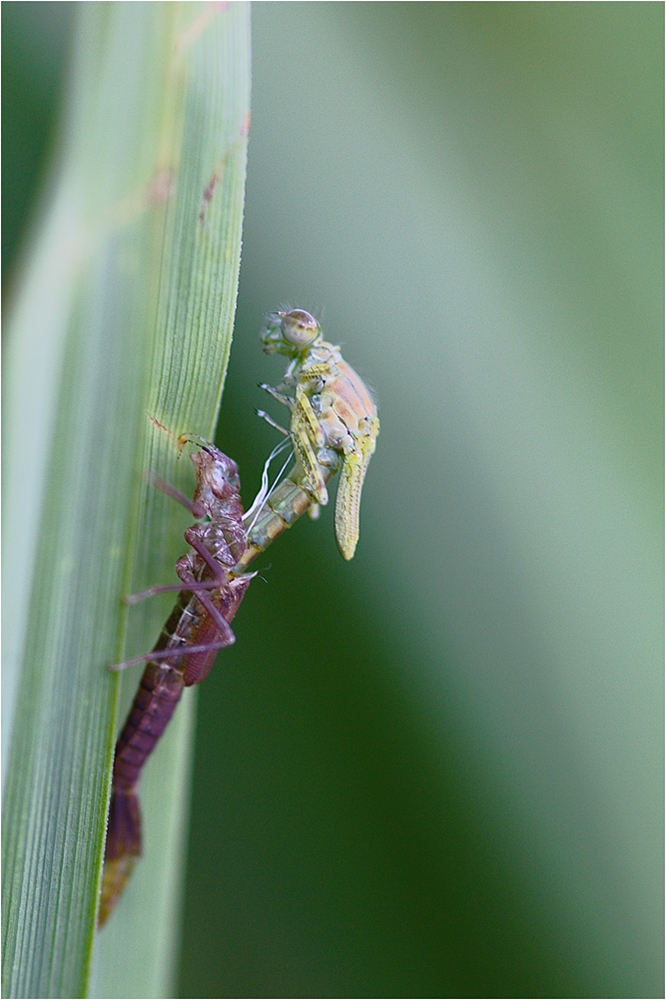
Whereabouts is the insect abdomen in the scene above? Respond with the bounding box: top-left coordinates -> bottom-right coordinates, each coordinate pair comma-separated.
111,662 -> 185,791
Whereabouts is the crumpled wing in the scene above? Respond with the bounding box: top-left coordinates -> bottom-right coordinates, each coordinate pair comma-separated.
334,417 -> 379,560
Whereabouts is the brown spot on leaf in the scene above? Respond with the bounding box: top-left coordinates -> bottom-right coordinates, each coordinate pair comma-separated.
199,169 -> 222,223
147,414 -> 178,444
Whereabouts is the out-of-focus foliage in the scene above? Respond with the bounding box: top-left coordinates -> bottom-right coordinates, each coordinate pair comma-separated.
4,4 -> 662,998
1,3 -> 73,285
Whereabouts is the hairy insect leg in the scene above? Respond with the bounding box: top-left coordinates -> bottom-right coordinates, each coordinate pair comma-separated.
299,362 -> 330,382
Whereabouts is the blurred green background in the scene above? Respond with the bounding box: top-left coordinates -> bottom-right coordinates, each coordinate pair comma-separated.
3,3 -> 662,998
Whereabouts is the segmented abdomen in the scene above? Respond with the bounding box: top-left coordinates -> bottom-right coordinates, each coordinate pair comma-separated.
234,465 -> 335,574
111,660 -> 185,792
111,591 -> 193,790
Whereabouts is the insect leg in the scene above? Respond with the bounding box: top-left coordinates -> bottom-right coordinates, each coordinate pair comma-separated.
178,570 -> 237,642
256,409 -> 290,437
109,638 -> 235,672
290,389 -> 329,505
295,384 -> 325,445
259,383 -> 294,408
183,532 -> 232,583
193,595 -> 233,639
147,471 -> 205,518
299,363 -> 330,382
124,579 -> 221,605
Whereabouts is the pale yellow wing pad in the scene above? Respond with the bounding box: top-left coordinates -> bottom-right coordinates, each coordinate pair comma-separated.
334,417 -> 379,560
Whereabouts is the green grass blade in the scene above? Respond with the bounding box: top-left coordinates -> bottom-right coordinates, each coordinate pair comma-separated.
2,4 -> 250,997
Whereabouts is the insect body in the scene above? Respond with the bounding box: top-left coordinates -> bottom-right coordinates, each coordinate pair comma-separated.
260,309 -> 379,560
99,445 -> 253,926
100,311 -> 379,923
233,445 -> 338,574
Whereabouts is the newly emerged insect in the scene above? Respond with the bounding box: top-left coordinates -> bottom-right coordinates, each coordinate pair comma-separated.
100,311 -> 378,924
259,309 -> 379,560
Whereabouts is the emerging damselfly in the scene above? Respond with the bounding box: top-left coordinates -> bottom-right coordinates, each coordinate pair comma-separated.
259,309 -> 379,560
100,312 -> 378,924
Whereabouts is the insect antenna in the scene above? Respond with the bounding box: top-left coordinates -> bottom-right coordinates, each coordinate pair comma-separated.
179,432 -> 215,454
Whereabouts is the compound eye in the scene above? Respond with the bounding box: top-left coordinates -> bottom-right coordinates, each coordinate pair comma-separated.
281,310 -> 320,348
